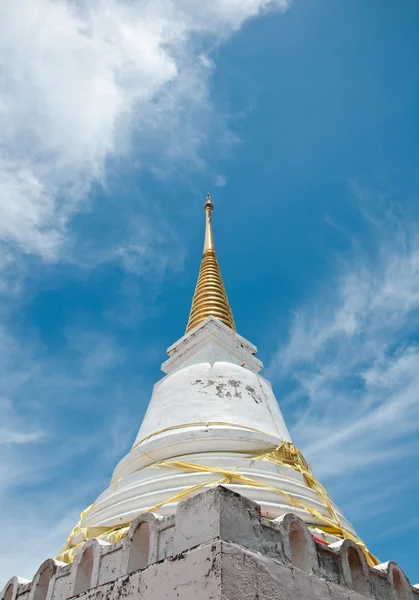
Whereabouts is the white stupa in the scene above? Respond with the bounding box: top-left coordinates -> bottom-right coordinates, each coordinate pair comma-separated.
59,194 -> 375,565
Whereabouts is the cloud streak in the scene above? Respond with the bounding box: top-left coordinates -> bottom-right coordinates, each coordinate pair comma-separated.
270,195 -> 419,492
0,319 -> 139,581
0,0 -> 289,265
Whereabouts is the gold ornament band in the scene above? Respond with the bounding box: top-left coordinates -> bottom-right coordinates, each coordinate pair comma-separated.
58,429 -> 377,567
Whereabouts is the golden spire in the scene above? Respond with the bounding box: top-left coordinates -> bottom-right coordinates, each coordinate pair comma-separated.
185,194 -> 236,333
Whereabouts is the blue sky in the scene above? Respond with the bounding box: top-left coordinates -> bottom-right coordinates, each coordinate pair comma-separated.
1,0 -> 419,585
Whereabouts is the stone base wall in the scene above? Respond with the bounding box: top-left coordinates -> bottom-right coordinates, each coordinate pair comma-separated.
1,487 -> 418,600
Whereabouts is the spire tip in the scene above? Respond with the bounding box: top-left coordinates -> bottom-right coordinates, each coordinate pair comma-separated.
205,192 -> 213,211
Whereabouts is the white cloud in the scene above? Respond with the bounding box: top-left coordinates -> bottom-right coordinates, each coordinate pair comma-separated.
0,320 -> 137,582
0,0 -> 289,263
0,510 -> 76,585
214,174 -> 227,187
0,397 -> 43,447
269,201 -> 419,489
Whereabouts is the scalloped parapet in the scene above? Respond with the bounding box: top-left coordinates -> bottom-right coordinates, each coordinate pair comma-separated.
2,487 -> 417,600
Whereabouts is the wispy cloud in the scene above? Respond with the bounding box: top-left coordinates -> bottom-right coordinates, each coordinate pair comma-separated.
0,477 -> 102,583
0,429 -> 41,447
0,0 -> 289,267
269,191 -> 419,497
214,174 -> 228,187
376,516 -> 419,541
0,319 -> 138,582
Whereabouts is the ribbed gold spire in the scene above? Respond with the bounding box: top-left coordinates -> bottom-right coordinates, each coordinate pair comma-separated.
185,194 -> 236,333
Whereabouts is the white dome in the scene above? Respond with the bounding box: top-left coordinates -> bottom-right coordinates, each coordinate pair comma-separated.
76,318 -> 357,545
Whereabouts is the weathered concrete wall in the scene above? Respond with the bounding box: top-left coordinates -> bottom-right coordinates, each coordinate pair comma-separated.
77,542 -> 221,600
1,487 -> 417,600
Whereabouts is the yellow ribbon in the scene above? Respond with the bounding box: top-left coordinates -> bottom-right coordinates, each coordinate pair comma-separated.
58,437 -> 378,567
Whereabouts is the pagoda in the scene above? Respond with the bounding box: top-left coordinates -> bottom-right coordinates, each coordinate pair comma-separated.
57,194 -> 374,566
2,194 -> 418,600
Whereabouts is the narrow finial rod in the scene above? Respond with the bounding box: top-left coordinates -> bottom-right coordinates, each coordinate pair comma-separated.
203,193 -> 215,254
